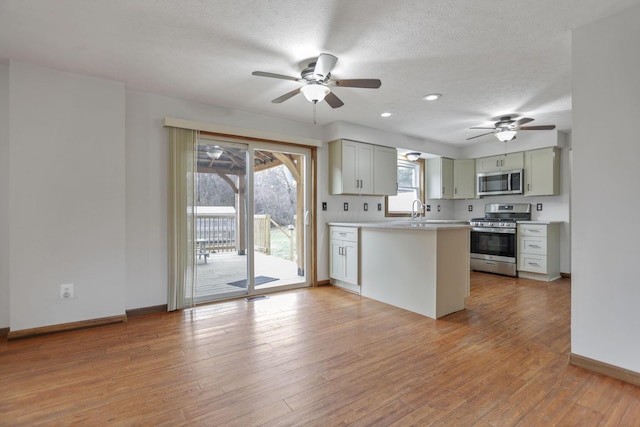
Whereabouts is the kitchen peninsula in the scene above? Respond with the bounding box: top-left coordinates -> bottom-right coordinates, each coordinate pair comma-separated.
329,221 -> 470,319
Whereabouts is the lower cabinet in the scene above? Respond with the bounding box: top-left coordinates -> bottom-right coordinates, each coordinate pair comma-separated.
329,226 -> 359,292
517,222 -> 560,281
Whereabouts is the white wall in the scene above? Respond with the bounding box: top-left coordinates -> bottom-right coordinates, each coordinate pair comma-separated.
0,63 -> 10,328
8,62 -> 126,331
572,6 -> 640,372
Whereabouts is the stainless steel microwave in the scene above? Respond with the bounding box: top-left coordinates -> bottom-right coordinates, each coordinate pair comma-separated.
477,169 -> 523,196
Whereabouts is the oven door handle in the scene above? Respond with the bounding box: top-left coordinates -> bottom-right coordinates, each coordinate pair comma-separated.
471,227 -> 516,234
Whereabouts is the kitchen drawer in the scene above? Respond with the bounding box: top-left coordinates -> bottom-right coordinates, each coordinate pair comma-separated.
519,254 -> 547,274
331,227 -> 358,241
520,236 -> 547,255
519,224 -> 547,237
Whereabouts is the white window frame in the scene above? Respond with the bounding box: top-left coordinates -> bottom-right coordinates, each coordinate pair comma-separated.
385,158 -> 425,217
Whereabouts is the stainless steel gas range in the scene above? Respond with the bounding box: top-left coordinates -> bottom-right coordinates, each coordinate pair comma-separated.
470,203 -> 531,277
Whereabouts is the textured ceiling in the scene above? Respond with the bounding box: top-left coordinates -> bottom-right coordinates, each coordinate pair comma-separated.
2,0 -> 639,146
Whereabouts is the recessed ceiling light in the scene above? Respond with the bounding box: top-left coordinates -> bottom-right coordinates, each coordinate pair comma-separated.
380,112 -> 392,117
423,93 -> 442,101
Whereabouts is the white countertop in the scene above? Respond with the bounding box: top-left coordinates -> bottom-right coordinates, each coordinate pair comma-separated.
328,220 -> 470,231
517,220 -> 564,225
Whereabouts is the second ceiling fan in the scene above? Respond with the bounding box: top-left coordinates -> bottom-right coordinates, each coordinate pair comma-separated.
252,53 -> 381,108
467,115 -> 556,142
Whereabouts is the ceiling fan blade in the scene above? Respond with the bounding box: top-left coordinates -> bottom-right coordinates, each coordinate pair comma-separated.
520,125 -> 556,130
332,79 -> 382,88
271,88 -> 301,103
469,126 -> 495,130
252,71 -> 301,82
466,131 -> 495,140
325,92 -> 344,108
313,53 -> 338,80
513,117 -> 534,126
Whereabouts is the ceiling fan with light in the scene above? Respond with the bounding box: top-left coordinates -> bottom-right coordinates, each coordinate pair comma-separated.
466,115 -> 556,142
252,53 -> 381,108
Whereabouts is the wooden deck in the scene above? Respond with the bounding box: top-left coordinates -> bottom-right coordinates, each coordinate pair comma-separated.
195,251 -> 303,301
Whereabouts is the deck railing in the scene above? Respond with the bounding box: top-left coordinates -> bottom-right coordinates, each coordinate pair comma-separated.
254,215 -> 271,255
195,213 -> 273,255
195,213 -> 236,252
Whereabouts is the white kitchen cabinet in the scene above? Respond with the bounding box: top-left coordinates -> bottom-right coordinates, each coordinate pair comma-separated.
329,139 -> 396,195
329,226 -> 359,292
426,157 -> 454,199
373,145 -> 398,196
453,158 -> 476,199
524,147 -> 560,196
427,157 -> 476,200
517,222 -> 560,281
476,152 -> 524,173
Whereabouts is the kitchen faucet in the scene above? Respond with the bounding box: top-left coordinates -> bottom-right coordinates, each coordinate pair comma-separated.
411,199 -> 424,220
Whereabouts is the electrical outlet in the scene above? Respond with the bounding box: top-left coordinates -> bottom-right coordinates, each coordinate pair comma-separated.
364,203 -> 368,211
377,203 -> 382,211
343,202 -> 349,211
437,205 -> 441,212
468,205 -> 473,212
426,205 -> 431,212
322,202 -> 327,211
60,283 -> 74,299
537,203 -> 543,211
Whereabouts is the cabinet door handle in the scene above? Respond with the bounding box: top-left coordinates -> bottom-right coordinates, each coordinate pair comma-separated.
455,187 -> 457,195
529,244 -> 541,248
528,229 -> 541,233
529,262 -> 541,267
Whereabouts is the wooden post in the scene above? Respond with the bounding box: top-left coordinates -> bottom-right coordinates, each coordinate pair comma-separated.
237,172 -> 246,255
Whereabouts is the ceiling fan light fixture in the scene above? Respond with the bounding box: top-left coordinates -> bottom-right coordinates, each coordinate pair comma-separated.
406,152 -> 421,161
300,83 -> 330,103
495,129 -> 517,142
206,146 -> 224,159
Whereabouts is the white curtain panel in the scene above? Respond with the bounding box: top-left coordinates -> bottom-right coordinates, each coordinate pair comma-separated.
167,127 -> 196,311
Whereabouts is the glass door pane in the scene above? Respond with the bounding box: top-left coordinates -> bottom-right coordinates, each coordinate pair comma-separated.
194,140 -> 250,302
252,146 -> 310,290
193,137 -> 311,303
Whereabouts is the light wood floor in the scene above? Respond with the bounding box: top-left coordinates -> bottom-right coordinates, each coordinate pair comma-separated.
2,272 -> 639,425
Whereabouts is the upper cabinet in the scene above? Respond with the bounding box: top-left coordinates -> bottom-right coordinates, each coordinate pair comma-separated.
427,158 -> 476,200
373,145 -> 398,196
426,157 -> 454,199
329,139 -> 397,196
453,158 -> 476,199
524,147 -> 560,196
476,152 -> 524,173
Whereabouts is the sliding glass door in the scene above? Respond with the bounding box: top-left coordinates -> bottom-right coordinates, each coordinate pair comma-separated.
194,137 -> 311,302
